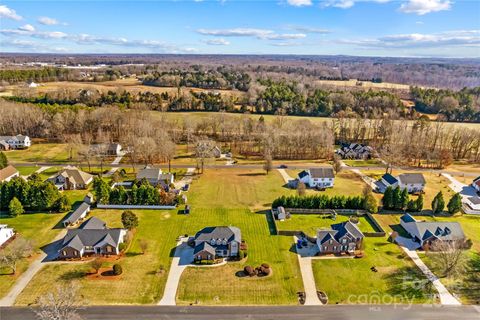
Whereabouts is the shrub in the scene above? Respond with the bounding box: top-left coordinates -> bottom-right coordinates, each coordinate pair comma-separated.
261,263 -> 270,269
244,265 -> 255,276
90,259 -> 103,274
118,243 -> 127,252
121,210 -> 138,230
8,197 -> 24,217
238,250 -> 245,260
112,264 -> 123,275
260,266 -> 271,276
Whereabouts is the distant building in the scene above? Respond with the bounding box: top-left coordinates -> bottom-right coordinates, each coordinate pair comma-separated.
316,221 -> 364,254
193,226 -> 242,260
90,143 -> 122,156
0,135 -> 31,149
0,165 -> 19,183
49,166 -> 94,190
136,166 -> 174,187
298,167 -> 335,188
336,143 -> 374,160
400,213 -> 466,248
0,225 -> 15,247
212,146 -> 222,158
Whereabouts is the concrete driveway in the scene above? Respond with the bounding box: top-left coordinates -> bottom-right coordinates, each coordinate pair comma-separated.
158,238 -> 194,306
293,236 -> 323,306
277,169 -> 293,184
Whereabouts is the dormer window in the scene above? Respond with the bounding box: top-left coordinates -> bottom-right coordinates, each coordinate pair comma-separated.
222,239 -> 227,245
210,239 -> 216,245
216,239 -> 222,245
329,240 -> 333,244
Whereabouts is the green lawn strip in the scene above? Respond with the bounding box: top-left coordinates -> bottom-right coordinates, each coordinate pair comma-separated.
343,159 -> 383,167
38,166 -> 63,181
5,143 -> 70,164
312,237 -> 435,305
0,212 -> 63,298
16,166 -> 39,176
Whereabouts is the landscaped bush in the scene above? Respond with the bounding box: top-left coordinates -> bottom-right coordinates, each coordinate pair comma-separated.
112,264 -> 123,275
194,259 -> 215,265
272,194 -> 365,210
244,265 -> 255,277
118,243 -> 127,252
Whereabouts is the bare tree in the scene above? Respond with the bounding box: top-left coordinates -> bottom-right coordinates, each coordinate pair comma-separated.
426,240 -> 467,277
34,283 -> 83,320
333,154 -> 343,174
90,259 -> 103,274
0,237 -> 34,275
138,239 -> 148,254
263,151 -> 273,175
195,138 -> 215,174
297,181 -> 306,196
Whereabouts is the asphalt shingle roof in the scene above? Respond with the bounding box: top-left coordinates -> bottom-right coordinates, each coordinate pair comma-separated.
63,202 -> 90,225
398,173 -> 426,185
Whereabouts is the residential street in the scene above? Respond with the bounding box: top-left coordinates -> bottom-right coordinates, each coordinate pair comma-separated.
1,305 -> 479,320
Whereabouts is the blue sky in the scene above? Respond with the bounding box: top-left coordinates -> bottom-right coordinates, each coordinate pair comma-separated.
0,0 -> 479,57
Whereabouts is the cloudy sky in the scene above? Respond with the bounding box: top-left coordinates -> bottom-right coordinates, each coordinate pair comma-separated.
0,0 -> 479,58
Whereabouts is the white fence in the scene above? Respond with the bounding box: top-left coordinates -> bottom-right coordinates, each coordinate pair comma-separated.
97,204 -> 176,210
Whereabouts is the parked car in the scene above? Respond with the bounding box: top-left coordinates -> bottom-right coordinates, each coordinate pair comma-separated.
279,164 -> 288,169
182,184 -> 190,191
184,205 -> 190,214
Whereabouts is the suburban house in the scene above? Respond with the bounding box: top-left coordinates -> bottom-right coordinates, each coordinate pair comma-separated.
212,146 -> 222,158
316,221 -> 364,254
58,217 -> 126,259
90,143 -> 122,156
136,166 -> 174,187
298,167 -> 335,189
336,143 -> 374,159
62,202 -> 91,227
399,213 -> 466,248
0,165 -> 19,183
376,173 -> 426,193
0,135 -> 31,149
0,225 -> 15,247
48,166 -> 94,190
472,177 -> 480,193
192,226 -> 242,260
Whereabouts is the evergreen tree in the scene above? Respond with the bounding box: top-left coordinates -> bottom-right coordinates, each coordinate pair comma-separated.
392,187 -> 402,210
415,194 -> 424,212
447,193 -> 462,215
382,186 -> 393,210
121,210 -> 138,230
406,200 -> 417,212
432,191 -> 445,214
400,188 -> 409,211
93,177 -> 110,204
0,152 -> 7,169
9,197 -> 24,217
364,191 -> 378,214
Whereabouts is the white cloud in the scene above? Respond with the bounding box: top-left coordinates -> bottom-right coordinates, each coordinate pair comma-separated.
339,30 -> 480,49
1,39 -> 69,52
38,16 -> 61,25
0,5 -> 22,20
290,26 -> 331,34
321,0 -> 391,9
0,28 -> 67,39
399,0 -> 451,15
197,28 -> 306,40
203,38 -> 230,45
18,24 -> 35,32
286,0 -> 313,7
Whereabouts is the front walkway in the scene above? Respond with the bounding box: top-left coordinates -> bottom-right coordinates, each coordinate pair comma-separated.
0,229 -> 67,306
400,246 -> 461,305
104,152 -> 126,176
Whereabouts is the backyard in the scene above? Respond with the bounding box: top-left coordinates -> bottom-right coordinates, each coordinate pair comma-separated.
4,143 -> 71,164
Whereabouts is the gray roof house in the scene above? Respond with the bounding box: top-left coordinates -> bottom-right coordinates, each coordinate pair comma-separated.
136,166 -> 174,187
298,167 -> 335,189
193,226 -> 242,260
58,217 -> 126,259
0,135 -> 31,149
316,221 -> 364,254
398,174 -> 426,193
62,202 -> 90,227
400,213 -> 465,248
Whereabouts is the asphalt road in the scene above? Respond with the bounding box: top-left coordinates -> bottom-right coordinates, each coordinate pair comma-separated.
1,305 -> 479,320
11,161 -> 479,177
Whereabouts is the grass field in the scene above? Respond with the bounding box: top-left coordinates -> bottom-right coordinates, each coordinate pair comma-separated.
16,166 -> 39,176
312,237 -> 435,304
343,159 -> 383,167
277,214 -> 377,237
5,144 -> 71,164
0,212 -> 63,298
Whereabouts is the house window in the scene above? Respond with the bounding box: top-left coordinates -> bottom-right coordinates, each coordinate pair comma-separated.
329,240 -> 333,244
73,251 -> 78,256
323,246 -> 327,251
342,239 -> 346,244
106,246 -> 112,253
62,251 -> 67,256
333,246 -> 337,251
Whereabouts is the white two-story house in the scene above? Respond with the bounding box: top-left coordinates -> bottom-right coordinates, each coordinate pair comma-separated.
298,167 -> 335,188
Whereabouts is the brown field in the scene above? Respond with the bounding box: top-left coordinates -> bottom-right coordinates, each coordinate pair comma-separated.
314,79 -> 419,90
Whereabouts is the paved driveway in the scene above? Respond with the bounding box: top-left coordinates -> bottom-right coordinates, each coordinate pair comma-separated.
158,238 -> 194,306
293,236 -> 323,306
277,169 -> 293,184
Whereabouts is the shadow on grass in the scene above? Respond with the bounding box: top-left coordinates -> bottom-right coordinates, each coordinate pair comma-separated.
385,266 -> 435,301
237,173 -> 265,177
53,200 -> 85,229
58,269 -> 85,281
124,252 -> 143,257
257,209 -> 277,236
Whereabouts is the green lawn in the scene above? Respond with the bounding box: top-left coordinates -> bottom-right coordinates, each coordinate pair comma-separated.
16,166 -> 39,176
38,166 -> 63,181
278,214 -> 376,237
5,144 -> 71,164
312,237 -> 435,304
0,212 -> 63,298
343,159 -> 383,167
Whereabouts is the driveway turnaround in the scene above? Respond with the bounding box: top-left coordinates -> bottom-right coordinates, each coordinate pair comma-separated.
400,246 -> 461,305
158,238 -> 194,306
0,230 -> 66,306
